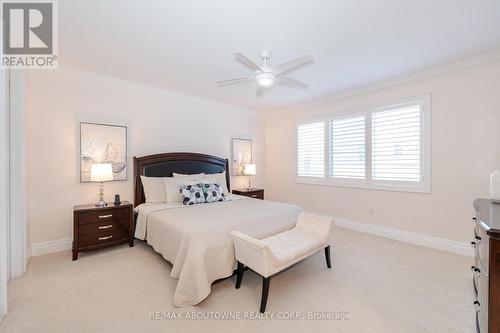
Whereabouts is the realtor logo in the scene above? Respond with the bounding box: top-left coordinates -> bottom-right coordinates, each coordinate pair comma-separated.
2,0 -> 58,68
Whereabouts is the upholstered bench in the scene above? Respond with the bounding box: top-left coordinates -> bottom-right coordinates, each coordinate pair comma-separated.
231,212 -> 333,312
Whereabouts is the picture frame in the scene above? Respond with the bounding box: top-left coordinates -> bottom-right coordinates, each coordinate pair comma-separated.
231,138 -> 252,176
79,122 -> 127,182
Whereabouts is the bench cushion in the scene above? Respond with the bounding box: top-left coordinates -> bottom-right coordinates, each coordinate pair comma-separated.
231,212 -> 333,277
261,228 -> 323,266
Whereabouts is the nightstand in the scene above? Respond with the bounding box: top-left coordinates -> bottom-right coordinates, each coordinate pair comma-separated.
73,201 -> 134,260
232,188 -> 264,200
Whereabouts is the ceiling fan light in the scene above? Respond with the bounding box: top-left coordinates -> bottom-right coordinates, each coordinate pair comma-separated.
218,51 -> 313,94
257,77 -> 274,87
256,72 -> 276,87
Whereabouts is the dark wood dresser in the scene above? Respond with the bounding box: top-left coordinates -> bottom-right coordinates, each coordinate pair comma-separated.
232,188 -> 264,200
473,199 -> 500,333
73,201 -> 134,260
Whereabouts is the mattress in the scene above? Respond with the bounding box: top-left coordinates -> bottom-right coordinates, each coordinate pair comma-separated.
134,195 -> 302,306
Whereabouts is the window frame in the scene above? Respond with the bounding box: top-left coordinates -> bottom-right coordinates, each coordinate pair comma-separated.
295,95 -> 431,193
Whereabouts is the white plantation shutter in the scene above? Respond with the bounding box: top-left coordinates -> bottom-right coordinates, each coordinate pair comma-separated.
371,105 -> 421,182
297,121 -> 325,177
329,116 -> 365,179
296,96 -> 429,192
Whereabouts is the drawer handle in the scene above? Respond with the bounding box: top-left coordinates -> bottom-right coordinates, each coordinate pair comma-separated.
472,266 -> 481,277
471,241 -> 477,248
475,235 -> 481,241
99,214 -> 113,219
98,236 -> 113,241
98,224 -> 113,230
472,217 -> 477,222
474,301 -> 480,312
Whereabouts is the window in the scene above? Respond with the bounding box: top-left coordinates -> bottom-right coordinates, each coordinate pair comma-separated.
296,96 -> 430,193
297,121 -> 324,177
371,105 -> 421,182
329,115 -> 365,179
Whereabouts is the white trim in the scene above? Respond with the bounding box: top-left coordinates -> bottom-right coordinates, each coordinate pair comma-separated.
0,297 -> 5,322
8,70 -> 27,278
29,224 -> 474,259
295,177 -> 431,194
334,216 -> 473,257
267,50 -> 500,113
0,44 -> 9,319
57,65 -> 258,114
31,238 -> 72,257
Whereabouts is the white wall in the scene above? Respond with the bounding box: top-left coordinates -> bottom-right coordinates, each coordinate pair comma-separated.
24,59 -> 500,252
25,67 -> 264,246
265,63 -> 500,244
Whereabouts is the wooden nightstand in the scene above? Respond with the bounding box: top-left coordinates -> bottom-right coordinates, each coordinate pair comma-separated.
232,188 -> 264,200
73,201 -> 134,260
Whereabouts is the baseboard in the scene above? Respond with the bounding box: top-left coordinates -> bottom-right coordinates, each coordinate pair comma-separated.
31,238 -> 72,257
30,220 -> 473,257
333,217 -> 474,257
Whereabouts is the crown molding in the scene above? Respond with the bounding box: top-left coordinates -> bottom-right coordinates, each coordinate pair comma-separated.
266,50 -> 500,113
54,64 -> 259,114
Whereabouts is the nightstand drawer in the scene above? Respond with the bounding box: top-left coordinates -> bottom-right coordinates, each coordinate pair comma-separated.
476,222 -> 489,275
247,192 -> 263,199
78,208 -> 129,225
79,219 -> 128,236
232,189 -> 264,200
73,201 -> 133,260
79,229 -> 128,247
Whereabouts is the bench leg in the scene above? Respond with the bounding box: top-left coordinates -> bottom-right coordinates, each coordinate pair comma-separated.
235,261 -> 244,289
325,246 -> 332,268
260,276 -> 270,313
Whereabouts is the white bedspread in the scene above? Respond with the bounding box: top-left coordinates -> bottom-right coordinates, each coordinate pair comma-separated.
134,195 -> 302,306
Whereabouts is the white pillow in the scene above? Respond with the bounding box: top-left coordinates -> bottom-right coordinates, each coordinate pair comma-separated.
164,177 -> 191,203
172,173 -> 204,181
204,171 -> 229,195
140,176 -> 167,203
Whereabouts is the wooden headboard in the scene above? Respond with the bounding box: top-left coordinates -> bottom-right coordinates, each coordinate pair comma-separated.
133,152 -> 230,207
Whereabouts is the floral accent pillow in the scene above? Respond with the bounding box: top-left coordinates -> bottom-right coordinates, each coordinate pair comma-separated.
180,183 -> 205,205
202,182 -> 225,203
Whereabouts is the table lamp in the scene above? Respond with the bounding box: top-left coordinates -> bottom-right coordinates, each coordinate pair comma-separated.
243,163 -> 256,190
90,163 -> 113,207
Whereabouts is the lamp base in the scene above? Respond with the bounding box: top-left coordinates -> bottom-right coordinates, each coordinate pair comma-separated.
95,182 -> 107,207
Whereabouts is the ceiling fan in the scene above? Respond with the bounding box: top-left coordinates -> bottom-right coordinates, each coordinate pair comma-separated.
216,50 -> 314,96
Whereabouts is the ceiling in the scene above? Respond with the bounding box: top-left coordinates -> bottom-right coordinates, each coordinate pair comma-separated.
59,0 -> 500,111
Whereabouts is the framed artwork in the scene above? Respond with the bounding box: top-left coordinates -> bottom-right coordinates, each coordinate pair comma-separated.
232,138 -> 252,176
80,122 -> 127,182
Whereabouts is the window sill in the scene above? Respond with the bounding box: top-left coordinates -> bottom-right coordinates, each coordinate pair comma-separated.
294,177 -> 431,194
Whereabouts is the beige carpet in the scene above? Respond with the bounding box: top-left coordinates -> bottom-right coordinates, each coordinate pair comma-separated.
0,227 -> 474,333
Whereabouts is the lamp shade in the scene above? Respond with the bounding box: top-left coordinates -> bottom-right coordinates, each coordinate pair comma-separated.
243,164 -> 256,176
90,163 -> 113,182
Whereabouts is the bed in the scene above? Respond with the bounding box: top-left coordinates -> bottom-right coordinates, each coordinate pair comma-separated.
133,152 -> 302,306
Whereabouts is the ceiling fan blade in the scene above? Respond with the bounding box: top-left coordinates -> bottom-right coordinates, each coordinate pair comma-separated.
234,53 -> 263,72
277,76 -> 308,89
274,55 -> 313,75
216,77 -> 253,87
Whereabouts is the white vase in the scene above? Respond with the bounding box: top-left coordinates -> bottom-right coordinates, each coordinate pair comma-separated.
490,170 -> 500,200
